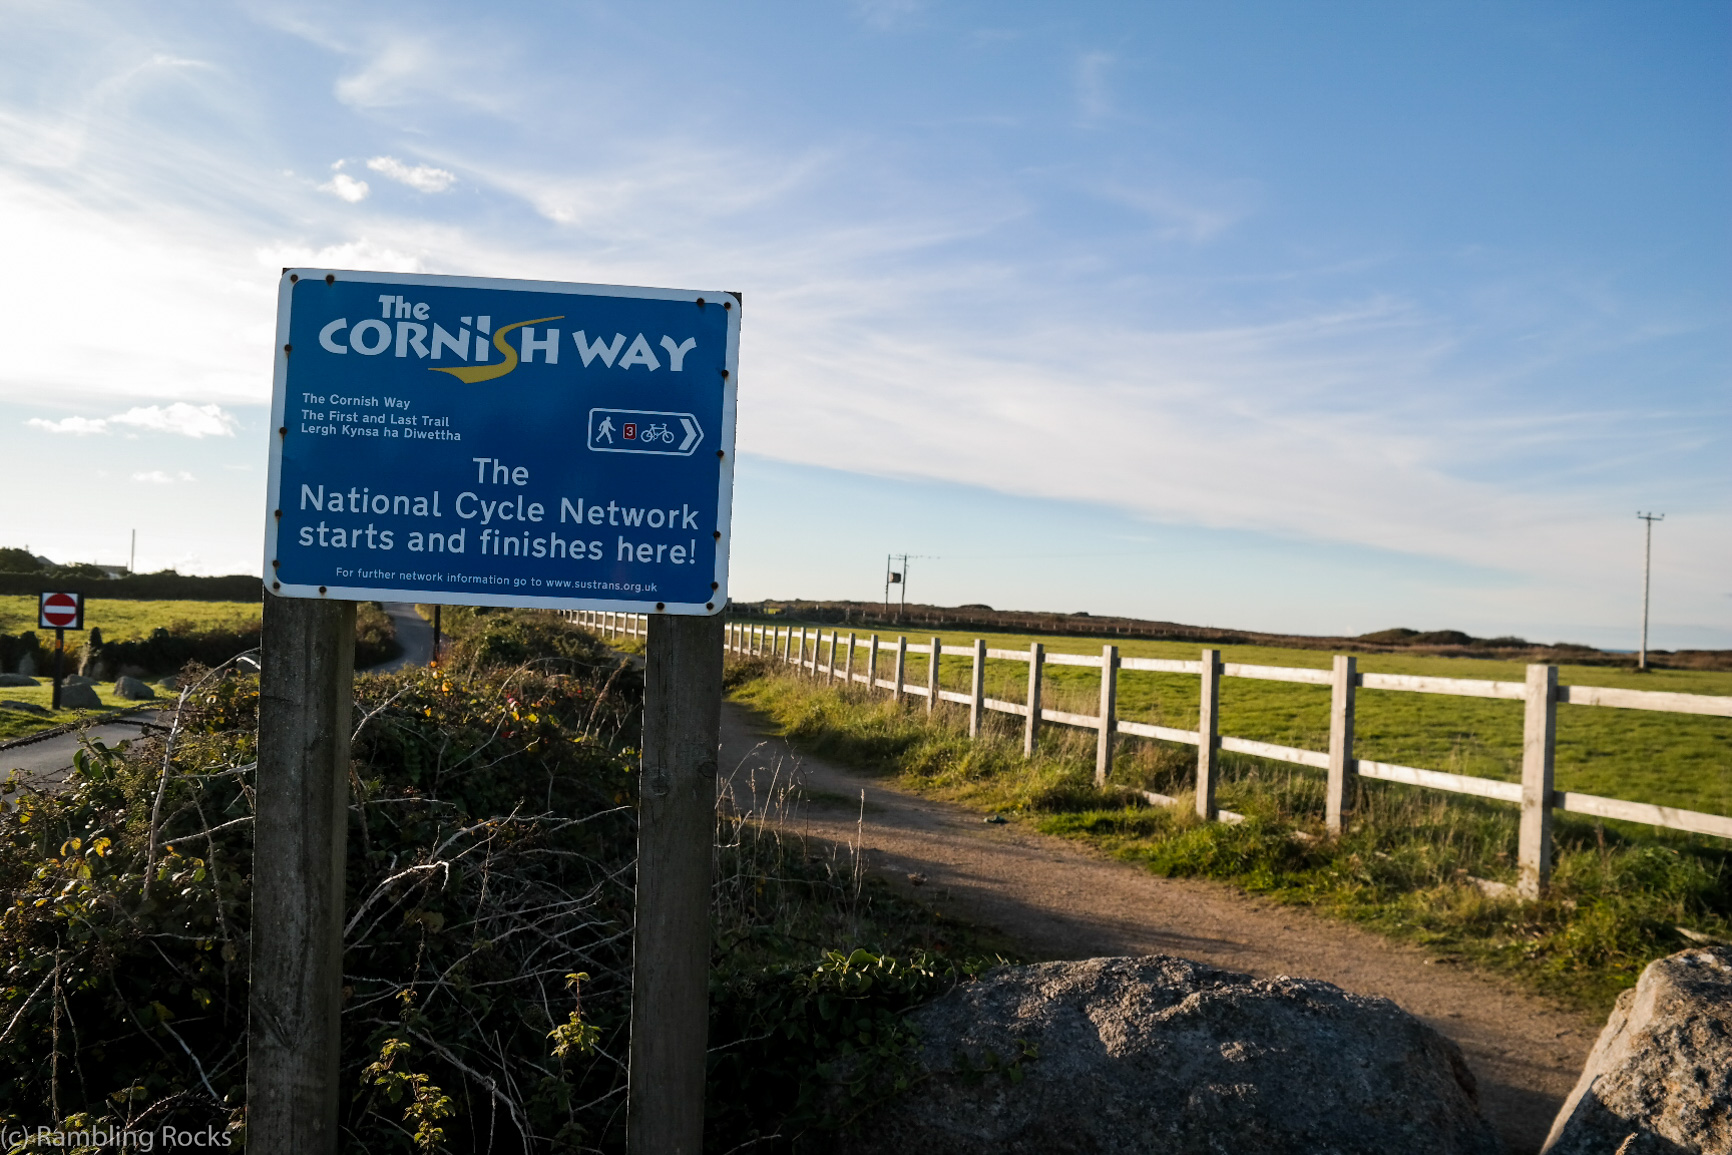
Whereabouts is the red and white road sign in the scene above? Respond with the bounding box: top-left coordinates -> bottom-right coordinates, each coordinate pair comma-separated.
38,591 -> 84,630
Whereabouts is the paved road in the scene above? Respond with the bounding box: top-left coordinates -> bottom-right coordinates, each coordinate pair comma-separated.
718,701 -> 1599,1155
2,711 -> 167,794
367,602 -> 437,672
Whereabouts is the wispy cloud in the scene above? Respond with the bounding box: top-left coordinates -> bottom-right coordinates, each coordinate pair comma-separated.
0,0 -> 1722,635
1076,51 -> 1114,122
367,155 -> 455,193
132,470 -> 196,484
28,403 -> 238,438
26,415 -> 108,435
852,0 -> 924,31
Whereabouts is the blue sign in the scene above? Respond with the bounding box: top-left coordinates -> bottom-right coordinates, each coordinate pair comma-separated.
264,271 -> 738,614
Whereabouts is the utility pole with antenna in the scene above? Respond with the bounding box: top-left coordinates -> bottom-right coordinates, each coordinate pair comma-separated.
1636,511 -> 1663,671
884,554 -> 909,622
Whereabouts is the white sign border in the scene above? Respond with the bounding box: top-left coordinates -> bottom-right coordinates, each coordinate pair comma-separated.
264,269 -> 739,616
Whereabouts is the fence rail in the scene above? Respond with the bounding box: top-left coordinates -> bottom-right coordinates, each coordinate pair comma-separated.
572,611 -> 1732,898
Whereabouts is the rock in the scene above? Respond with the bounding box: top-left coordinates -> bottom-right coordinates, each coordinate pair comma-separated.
156,676 -> 180,690
112,676 -> 156,701
1,700 -> 50,715
78,628 -> 103,675
841,957 -> 1501,1155
63,674 -> 96,687
0,673 -> 40,687
58,683 -> 102,709
1543,946 -> 1731,1155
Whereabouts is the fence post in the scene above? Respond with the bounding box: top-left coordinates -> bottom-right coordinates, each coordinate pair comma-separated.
627,613 -> 723,1155
969,639 -> 986,737
928,636 -> 941,715
247,596 -> 355,1155
894,637 -> 907,701
1518,663 -> 1558,900
1326,654 -> 1357,835
868,634 -> 880,691
846,633 -> 857,685
1196,648 -> 1221,820
1024,641 -> 1044,757
1095,644 -> 1117,786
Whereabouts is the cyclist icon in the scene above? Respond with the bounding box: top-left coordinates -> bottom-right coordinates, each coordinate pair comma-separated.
639,422 -> 675,443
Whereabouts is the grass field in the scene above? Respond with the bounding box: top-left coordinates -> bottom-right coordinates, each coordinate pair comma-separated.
745,621 -> 1732,819
0,597 -> 261,741
0,682 -> 159,741
724,657 -> 1732,1009
0,595 -> 261,641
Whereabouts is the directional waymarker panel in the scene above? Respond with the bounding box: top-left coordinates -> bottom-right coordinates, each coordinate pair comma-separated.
588,408 -> 704,455
264,272 -> 739,614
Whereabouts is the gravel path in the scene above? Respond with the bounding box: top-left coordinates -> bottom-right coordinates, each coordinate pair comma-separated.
719,702 -> 1600,1155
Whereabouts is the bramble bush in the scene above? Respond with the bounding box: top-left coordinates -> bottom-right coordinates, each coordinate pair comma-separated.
0,612 -> 1000,1152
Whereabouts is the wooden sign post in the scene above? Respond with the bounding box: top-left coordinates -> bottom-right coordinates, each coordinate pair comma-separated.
247,596 -> 355,1153
255,270 -> 738,1152
627,613 -> 725,1154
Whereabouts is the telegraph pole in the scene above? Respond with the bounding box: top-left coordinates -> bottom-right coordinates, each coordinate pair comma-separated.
1636,512 -> 1663,671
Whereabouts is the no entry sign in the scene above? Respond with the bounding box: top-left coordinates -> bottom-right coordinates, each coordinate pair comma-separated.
38,591 -> 84,630
264,270 -> 739,614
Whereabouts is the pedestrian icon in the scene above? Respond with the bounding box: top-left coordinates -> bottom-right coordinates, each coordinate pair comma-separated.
596,416 -> 615,443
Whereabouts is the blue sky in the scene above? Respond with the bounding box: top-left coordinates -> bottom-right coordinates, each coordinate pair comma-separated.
1,1 -> 1726,647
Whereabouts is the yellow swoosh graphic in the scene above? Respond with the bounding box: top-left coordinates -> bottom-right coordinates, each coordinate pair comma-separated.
430,315 -> 565,383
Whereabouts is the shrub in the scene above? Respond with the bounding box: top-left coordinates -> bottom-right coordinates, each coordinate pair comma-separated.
0,612 -> 999,1151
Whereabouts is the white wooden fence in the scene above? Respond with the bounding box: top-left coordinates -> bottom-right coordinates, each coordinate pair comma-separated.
575,611 -> 1732,899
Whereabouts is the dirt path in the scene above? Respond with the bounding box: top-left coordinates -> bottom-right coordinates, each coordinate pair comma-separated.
719,702 -> 1600,1155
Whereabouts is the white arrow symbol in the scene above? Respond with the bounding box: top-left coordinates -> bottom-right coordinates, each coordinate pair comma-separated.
678,416 -> 703,453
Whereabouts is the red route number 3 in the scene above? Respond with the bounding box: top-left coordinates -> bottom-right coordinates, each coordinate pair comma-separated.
623,423 -> 638,440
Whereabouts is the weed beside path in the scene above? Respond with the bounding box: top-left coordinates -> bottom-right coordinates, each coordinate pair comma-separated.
728,660 -> 1732,1011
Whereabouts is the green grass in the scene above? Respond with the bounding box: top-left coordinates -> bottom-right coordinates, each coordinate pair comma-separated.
0,682 -> 158,741
754,622 -> 1732,818
727,660 -> 1732,1011
0,595 -> 261,641
0,596 -> 262,742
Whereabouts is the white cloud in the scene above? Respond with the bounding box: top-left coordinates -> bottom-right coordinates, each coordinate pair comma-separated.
111,402 -> 237,438
28,404 -> 237,438
27,415 -> 109,435
366,155 -> 455,193
132,469 -> 196,483
318,170 -> 370,203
